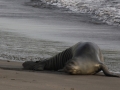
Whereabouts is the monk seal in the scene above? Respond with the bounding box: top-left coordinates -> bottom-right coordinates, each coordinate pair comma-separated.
23,42 -> 119,77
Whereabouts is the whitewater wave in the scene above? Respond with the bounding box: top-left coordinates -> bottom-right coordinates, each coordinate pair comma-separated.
31,0 -> 120,26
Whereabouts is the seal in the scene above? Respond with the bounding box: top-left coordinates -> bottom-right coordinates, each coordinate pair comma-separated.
23,42 -> 119,77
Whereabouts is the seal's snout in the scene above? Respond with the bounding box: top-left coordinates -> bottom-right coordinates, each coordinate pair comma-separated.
23,61 -> 45,71
22,61 -> 36,70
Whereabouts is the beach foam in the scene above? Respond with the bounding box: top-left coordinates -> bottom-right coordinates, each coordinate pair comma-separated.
36,0 -> 120,26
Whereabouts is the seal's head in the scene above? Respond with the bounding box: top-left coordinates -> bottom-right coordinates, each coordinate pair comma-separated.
64,57 -> 83,75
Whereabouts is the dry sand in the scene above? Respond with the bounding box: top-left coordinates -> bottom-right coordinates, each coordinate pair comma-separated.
0,60 -> 120,90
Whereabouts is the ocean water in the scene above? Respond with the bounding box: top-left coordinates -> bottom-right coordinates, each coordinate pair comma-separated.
34,0 -> 120,26
0,29 -> 69,62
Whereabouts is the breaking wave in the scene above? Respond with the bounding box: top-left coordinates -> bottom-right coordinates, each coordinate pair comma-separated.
31,0 -> 120,26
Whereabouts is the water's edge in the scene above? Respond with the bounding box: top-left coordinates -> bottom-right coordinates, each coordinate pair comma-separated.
0,30 -> 120,72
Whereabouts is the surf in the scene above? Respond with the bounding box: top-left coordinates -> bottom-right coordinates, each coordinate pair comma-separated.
32,0 -> 120,26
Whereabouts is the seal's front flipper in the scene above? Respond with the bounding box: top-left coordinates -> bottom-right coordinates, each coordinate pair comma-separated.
100,64 -> 119,77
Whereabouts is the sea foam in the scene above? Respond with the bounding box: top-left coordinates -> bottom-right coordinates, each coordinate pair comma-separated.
35,0 -> 120,26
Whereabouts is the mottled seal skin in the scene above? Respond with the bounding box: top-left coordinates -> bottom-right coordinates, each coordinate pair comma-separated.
22,42 -> 119,77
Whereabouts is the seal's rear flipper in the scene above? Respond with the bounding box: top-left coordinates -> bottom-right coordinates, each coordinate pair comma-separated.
100,64 -> 119,77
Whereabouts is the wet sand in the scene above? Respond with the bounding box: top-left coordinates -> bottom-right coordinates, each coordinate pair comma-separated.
0,60 -> 120,90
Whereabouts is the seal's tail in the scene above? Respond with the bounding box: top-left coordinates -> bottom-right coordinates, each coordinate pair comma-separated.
100,64 -> 120,77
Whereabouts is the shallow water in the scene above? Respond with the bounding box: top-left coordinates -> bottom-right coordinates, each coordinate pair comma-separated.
0,30 -> 69,61
103,50 -> 120,72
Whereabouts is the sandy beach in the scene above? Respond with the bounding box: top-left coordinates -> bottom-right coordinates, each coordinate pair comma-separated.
0,60 -> 120,90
